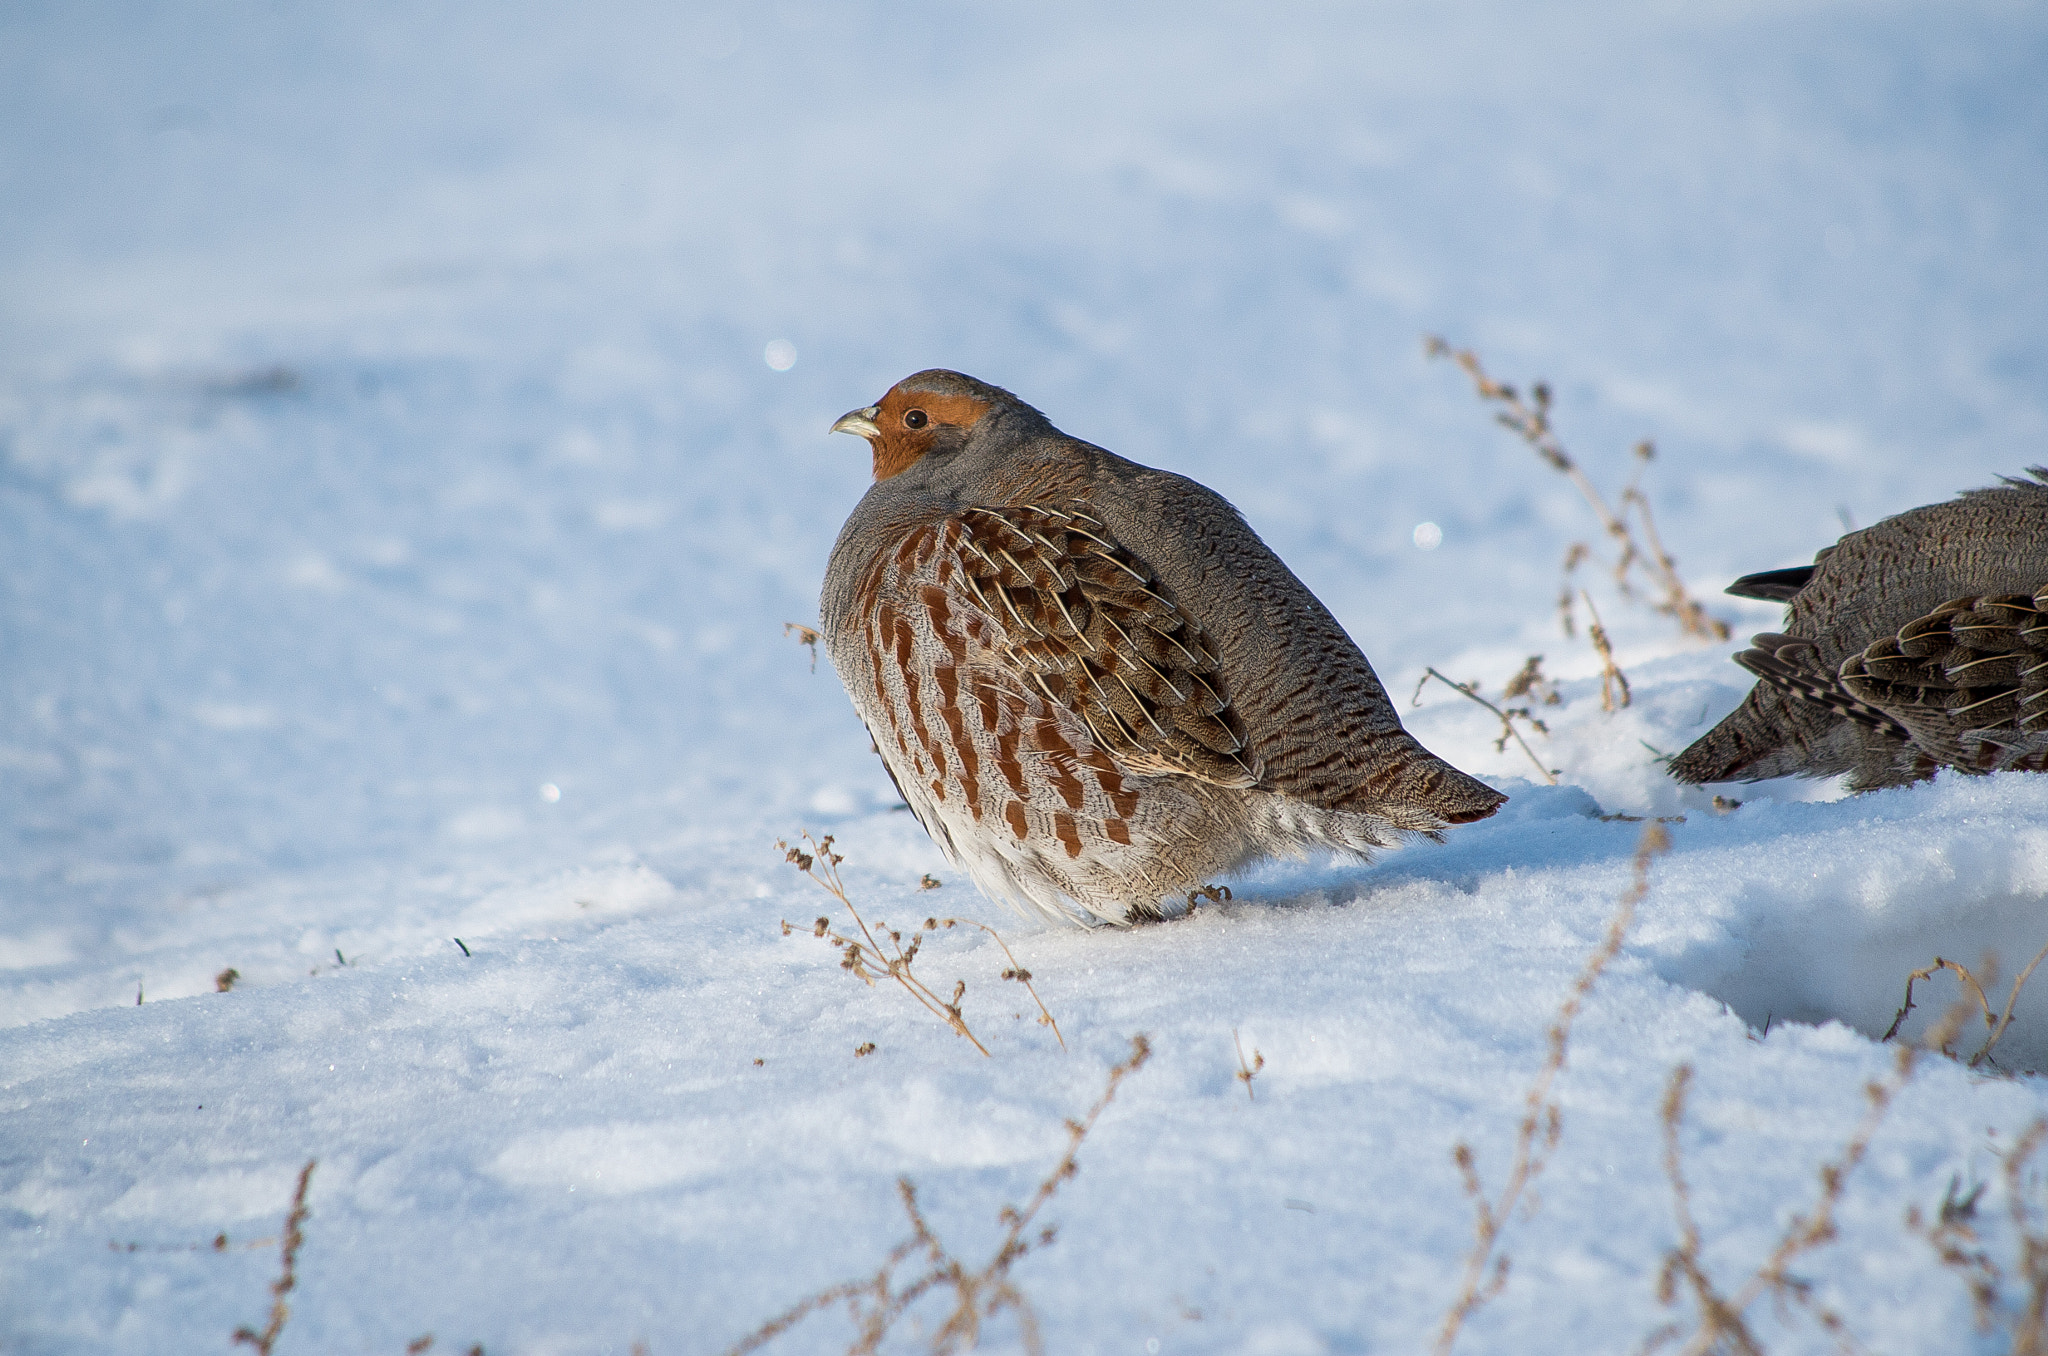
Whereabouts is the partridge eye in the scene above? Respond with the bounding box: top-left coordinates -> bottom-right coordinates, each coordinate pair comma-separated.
903,409 -> 928,429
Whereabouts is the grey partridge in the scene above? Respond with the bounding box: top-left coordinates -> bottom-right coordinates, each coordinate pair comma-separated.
818,369 -> 1505,925
1671,470 -> 2048,792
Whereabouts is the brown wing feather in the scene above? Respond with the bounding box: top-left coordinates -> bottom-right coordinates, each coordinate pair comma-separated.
955,505 -> 1259,788
1835,584 -> 2048,765
1733,585 -> 2048,777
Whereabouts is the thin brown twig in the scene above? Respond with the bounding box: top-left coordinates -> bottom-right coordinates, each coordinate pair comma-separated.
1413,667 -> 1559,785
1880,942 -> 2048,1068
1233,1028 -> 1265,1102
784,622 -> 822,672
2005,1121 -> 2048,1353
1909,1117 -> 2048,1353
1905,1173 -> 1998,1337
1433,823 -> 1673,1355
1581,591 -> 1632,712
781,834 -> 1027,1058
950,918 -> 1065,1051
1647,1037 -> 1916,1356
232,1160 -> 315,1356
724,1035 -> 1152,1356
1882,957 -> 1990,1046
1425,337 -> 1729,644
1618,478 -> 1725,643
1981,942 -> 2048,1068
1646,994 -> 1989,1356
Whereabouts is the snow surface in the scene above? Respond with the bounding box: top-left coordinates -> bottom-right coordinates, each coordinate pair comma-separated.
5,1 -> 2048,1351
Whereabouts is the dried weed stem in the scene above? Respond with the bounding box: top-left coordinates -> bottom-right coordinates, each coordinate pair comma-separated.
780,835 -> 1061,1055
1909,1121 -> 2048,1353
1233,1029 -> 1265,1102
1645,997 -> 1979,1356
1645,1042 -> 1922,1356
1413,667 -> 1559,785
1881,940 -> 2048,1069
1581,591 -> 1633,712
1433,823 -> 1673,1355
232,1160 -> 314,1356
784,623 -> 822,672
1424,337 -> 1729,644
725,1035 -> 1153,1356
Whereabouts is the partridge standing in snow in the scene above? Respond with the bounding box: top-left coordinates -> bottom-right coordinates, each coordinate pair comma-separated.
818,370 -> 1505,925
1671,471 -> 2048,791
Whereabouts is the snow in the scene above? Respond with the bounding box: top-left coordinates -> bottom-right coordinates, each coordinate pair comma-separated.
5,1 -> 2048,1351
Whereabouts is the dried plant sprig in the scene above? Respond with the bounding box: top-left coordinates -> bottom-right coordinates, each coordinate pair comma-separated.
1999,1124 -> 2048,1350
1880,941 -> 2048,1069
1580,591 -> 1633,712
1502,655 -> 1562,707
1413,667 -> 1559,785
1424,337 -> 1730,644
1434,823 -> 1673,1355
784,622 -> 822,672
232,1160 -> 315,1356
1909,1120 -> 2048,1351
110,1232 -> 280,1255
1233,1029 -> 1265,1102
780,835 -> 990,1056
725,1035 -> 1152,1356
1644,1036 -> 1922,1356
950,916 -> 1064,1051
1908,1173 -> 2001,1338
779,834 -> 1063,1055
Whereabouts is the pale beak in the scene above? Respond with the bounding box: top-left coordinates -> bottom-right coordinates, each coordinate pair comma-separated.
831,405 -> 881,440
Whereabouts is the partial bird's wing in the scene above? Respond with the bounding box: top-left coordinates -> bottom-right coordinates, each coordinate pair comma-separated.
1834,588 -> 2048,766
947,504 -> 1259,788
1731,634 -> 1913,739
1732,590 -> 2048,771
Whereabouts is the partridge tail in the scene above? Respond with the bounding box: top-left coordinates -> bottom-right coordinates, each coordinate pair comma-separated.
1669,698 -> 1782,783
1429,764 -> 1509,824
1371,738 -> 1507,826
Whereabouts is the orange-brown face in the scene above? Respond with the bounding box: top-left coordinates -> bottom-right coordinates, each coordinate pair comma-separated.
832,384 -> 992,481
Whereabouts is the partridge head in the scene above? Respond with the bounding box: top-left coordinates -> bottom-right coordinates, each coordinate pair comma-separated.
1671,470 -> 2048,791
818,369 -> 1505,925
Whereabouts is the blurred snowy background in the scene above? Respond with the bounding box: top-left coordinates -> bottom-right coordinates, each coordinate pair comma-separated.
4,2 -> 2047,1352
